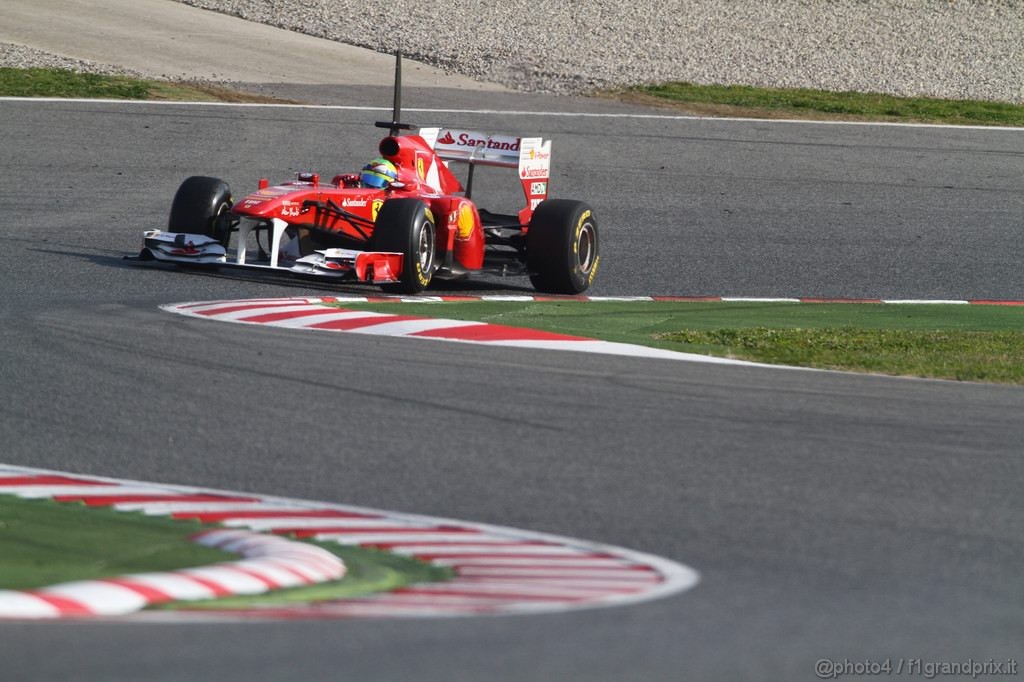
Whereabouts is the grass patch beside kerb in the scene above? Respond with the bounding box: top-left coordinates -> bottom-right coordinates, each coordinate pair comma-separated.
329,300 -> 1024,383
616,82 -> 1024,127
0,495 -> 452,607
0,67 -> 295,103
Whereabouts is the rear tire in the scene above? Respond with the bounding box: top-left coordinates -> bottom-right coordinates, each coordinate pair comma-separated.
168,176 -> 232,246
526,199 -> 600,294
372,198 -> 436,294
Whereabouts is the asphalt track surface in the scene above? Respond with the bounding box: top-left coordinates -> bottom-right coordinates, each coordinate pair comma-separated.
1,91 -> 1023,681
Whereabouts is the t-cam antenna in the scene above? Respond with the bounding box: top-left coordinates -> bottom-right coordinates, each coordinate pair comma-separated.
375,52 -> 414,137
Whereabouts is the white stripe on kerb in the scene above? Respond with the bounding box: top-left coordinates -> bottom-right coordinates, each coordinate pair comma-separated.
202,304 -> 337,322
121,573 -> 218,601
4,486 -> 166,498
265,312 -> 387,328
219,517 -> 406,530
42,582 -> 149,615
0,592 -> 62,618
345,318 -> 481,336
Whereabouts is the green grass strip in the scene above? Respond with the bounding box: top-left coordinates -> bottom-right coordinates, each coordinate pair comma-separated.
0,495 -> 234,589
0,495 -> 452,607
660,327 -> 1024,382
331,300 -> 1024,383
0,68 -> 152,99
629,82 -> 1024,127
0,67 -> 290,103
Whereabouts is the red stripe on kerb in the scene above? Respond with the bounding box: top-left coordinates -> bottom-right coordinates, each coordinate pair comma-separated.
970,300 -> 1024,306
170,509 -> 377,522
412,323 -> 588,342
0,476 -> 109,487
26,592 -> 94,616
100,578 -> 173,604
52,494 -> 259,506
306,314 -> 423,331
238,308 -> 344,323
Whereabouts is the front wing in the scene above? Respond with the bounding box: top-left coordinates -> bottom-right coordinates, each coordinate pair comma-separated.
140,229 -> 404,283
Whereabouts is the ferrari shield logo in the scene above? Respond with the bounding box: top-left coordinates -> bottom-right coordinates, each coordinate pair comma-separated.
371,199 -> 384,222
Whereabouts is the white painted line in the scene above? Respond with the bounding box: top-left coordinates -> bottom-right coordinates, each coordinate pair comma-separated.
3,97 -> 1022,131
721,297 -> 803,303
881,299 -> 971,305
585,296 -> 655,302
478,296 -> 543,302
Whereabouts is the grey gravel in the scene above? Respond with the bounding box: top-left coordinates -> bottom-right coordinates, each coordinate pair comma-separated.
5,1 -> 1022,103
0,42 -> 147,78
167,0 -> 1024,102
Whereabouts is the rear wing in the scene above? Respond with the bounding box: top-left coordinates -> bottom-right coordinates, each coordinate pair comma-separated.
419,128 -> 551,224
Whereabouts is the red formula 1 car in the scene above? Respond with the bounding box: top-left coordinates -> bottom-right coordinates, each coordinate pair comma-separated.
140,54 -> 599,295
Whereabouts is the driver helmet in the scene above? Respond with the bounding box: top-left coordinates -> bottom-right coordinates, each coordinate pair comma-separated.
360,158 -> 398,188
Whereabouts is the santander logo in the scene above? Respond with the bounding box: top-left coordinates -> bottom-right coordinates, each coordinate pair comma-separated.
437,130 -> 521,152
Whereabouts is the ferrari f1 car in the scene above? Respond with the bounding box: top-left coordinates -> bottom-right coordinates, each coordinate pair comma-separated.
139,54 -> 599,295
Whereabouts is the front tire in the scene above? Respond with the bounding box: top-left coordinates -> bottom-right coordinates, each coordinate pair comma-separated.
526,199 -> 600,294
168,176 -> 232,246
372,198 -> 436,294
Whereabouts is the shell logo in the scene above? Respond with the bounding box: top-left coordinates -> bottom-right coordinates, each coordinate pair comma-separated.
456,203 -> 475,239
416,157 -> 426,180
371,199 -> 384,222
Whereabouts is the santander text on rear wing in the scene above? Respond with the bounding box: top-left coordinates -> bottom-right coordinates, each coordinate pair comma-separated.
419,128 -> 551,224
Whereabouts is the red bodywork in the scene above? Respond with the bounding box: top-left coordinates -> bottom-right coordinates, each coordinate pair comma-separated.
230,134 -> 513,275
